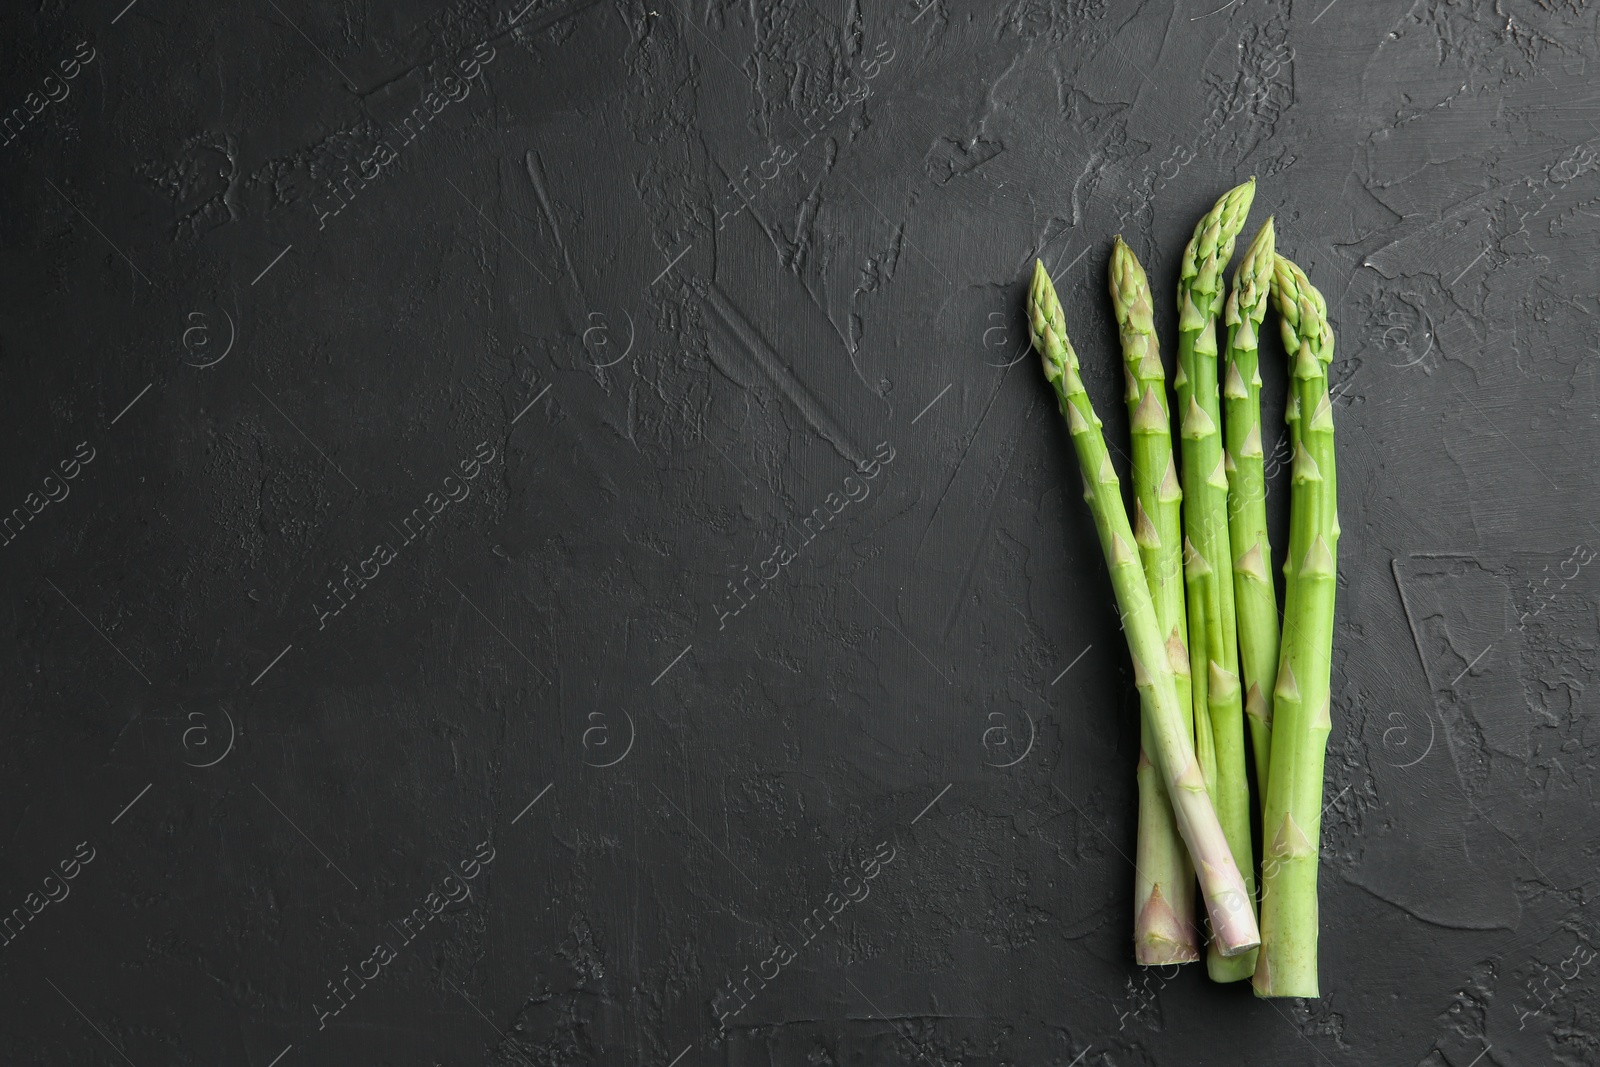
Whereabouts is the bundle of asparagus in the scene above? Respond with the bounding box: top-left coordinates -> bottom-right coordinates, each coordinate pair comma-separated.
1030,263 -> 1260,959
1028,180 -> 1339,996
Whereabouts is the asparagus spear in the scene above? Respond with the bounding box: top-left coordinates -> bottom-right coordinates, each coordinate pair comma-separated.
1110,237 -> 1200,965
1254,253 -> 1338,998
1222,219 -> 1279,795
1174,180 -> 1258,982
1272,256 -> 1332,659
1029,261 -> 1260,959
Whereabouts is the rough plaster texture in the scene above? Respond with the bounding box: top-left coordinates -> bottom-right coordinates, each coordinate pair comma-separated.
1,1 -> 1597,1064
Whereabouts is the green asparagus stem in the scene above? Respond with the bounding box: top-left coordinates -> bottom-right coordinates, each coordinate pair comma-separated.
1030,261 -> 1260,959
1222,219 -> 1279,796
1175,179 -> 1258,982
1254,253 -> 1338,998
1277,259 -> 1327,593
1271,255 -> 1332,682
1111,237 -> 1200,965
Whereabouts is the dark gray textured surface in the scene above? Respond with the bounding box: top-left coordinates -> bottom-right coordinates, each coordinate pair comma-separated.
2,1 -> 1597,1064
